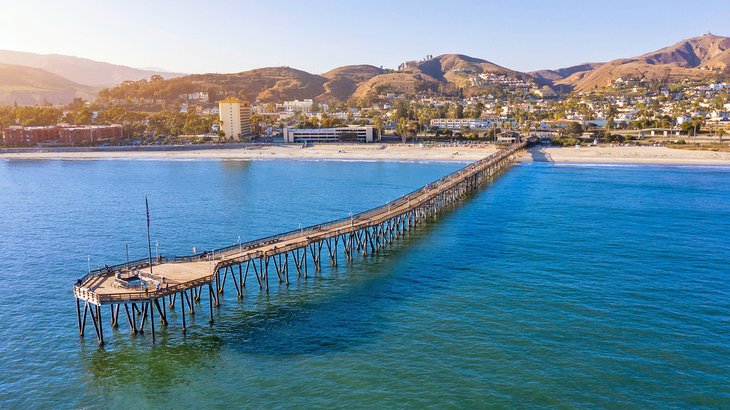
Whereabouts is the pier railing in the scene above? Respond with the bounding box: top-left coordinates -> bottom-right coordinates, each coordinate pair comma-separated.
172,142 -> 525,264
72,142 -> 530,346
78,256 -> 168,285
78,141 -> 526,279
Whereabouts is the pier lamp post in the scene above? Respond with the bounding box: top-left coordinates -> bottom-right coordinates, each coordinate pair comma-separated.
238,236 -> 241,253
349,211 -> 353,227
155,241 -> 159,260
87,256 -> 91,275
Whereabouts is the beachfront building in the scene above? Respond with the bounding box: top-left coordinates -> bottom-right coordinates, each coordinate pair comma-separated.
283,126 -> 378,143
430,118 -> 504,130
278,99 -> 314,113
2,124 -> 123,146
218,97 -> 251,139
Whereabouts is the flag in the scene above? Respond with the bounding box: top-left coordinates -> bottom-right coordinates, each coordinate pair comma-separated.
145,195 -> 150,228
145,195 -> 153,274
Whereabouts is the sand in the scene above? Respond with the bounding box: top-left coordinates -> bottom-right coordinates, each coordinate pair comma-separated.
523,145 -> 730,165
0,144 -> 497,162
1,143 -> 730,165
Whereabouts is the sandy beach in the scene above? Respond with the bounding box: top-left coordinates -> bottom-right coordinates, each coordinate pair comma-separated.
1,143 -> 730,165
523,145 -> 730,165
0,143 -> 497,162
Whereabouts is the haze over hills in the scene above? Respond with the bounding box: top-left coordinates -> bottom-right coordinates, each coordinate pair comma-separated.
1,33 -> 729,106
0,63 -> 95,105
0,50 -> 182,88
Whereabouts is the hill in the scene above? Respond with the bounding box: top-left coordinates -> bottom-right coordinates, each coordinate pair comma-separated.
99,54 -> 537,105
351,54 -> 534,100
319,65 -> 385,103
101,66 -> 330,104
0,63 -> 95,105
553,33 -> 730,91
0,50 -> 182,88
529,63 -> 605,85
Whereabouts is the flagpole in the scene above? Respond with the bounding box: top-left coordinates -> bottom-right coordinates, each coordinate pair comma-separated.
146,195 -> 153,276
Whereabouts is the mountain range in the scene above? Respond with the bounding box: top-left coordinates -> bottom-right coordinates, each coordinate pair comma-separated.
0,33 -> 728,105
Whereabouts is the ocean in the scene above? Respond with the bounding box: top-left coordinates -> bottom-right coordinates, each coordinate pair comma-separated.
0,159 -> 728,408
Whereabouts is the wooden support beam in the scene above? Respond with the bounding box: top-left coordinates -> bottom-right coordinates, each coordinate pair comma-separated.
180,291 -> 187,334
208,283 -> 214,324
154,298 -> 168,326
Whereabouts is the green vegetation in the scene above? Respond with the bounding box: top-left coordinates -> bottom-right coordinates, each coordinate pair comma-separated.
0,105 -> 63,127
561,122 -> 583,136
0,99 -> 216,140
551,137 -> 580,147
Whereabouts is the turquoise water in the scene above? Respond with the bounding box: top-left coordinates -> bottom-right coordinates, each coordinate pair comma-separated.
0,159 -> 729,408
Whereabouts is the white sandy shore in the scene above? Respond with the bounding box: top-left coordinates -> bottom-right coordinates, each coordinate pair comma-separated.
0,144 -> 497,161
523,146 -> 730,165
1,143 -> 730,165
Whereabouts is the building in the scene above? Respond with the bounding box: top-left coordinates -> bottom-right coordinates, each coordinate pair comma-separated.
283,126 -> 378,143
430,118 -> 503,130
218,97 -> 251,139
278,99 -> 314,113
178,91 -> 209,102
495,131 -> 521,144
2,126 -> 59,145
58,125 -> 123,145
2,124 -> 123,146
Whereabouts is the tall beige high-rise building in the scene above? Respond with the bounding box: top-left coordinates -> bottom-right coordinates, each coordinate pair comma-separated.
218,97 -> 251,139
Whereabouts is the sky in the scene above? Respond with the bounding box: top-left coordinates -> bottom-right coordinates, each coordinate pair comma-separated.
0,0 -> 729,75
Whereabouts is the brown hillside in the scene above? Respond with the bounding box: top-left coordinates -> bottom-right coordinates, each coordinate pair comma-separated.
318,65 -> 384,103
421,54 -> 528,87
161,67 -> 327,103
0,50 -> 181,87
529,63 -> 605,85
0,63 -> 96,105
352,54 -> 532,99
352,72 -> 442,100
559,33 -> 730,91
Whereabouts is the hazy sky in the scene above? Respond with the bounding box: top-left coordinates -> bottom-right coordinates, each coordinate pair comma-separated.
1,0 -> 728,74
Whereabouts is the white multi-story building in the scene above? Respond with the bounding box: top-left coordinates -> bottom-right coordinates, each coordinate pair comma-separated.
279,99 -> 314,113
218,97 -> 251,139
430,118 -> 504,130
179,92 -> 210,102
283,126 -> 378,143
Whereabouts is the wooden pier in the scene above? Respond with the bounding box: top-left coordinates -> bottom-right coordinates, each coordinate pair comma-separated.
73,142 -> 528,346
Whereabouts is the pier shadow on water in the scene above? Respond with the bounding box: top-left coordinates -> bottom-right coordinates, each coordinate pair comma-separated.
214,195 -> 490,356
83,197 -> 477,373
528,146 -> 554,162
77,171 -> 513,401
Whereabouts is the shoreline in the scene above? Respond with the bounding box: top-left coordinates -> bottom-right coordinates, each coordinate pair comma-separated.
1,144 -> 730,165
0,143 -> 500,162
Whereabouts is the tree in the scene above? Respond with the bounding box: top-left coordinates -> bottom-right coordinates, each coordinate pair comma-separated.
373,116 -> 384,134
396,118 -> 409,143
562,122 -> 583,136
72,107 -> 93,125
65,97 -> 87,111
680,119 -> 702,136
394,100 -> 408,121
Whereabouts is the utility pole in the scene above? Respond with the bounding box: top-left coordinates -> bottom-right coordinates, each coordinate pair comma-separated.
145,196 -> 153,276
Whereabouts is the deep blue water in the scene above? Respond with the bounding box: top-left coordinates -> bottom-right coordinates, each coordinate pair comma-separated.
0,159 -> 728,408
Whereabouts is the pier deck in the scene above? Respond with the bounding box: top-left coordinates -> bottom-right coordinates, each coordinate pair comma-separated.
72,141 -> 529,346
